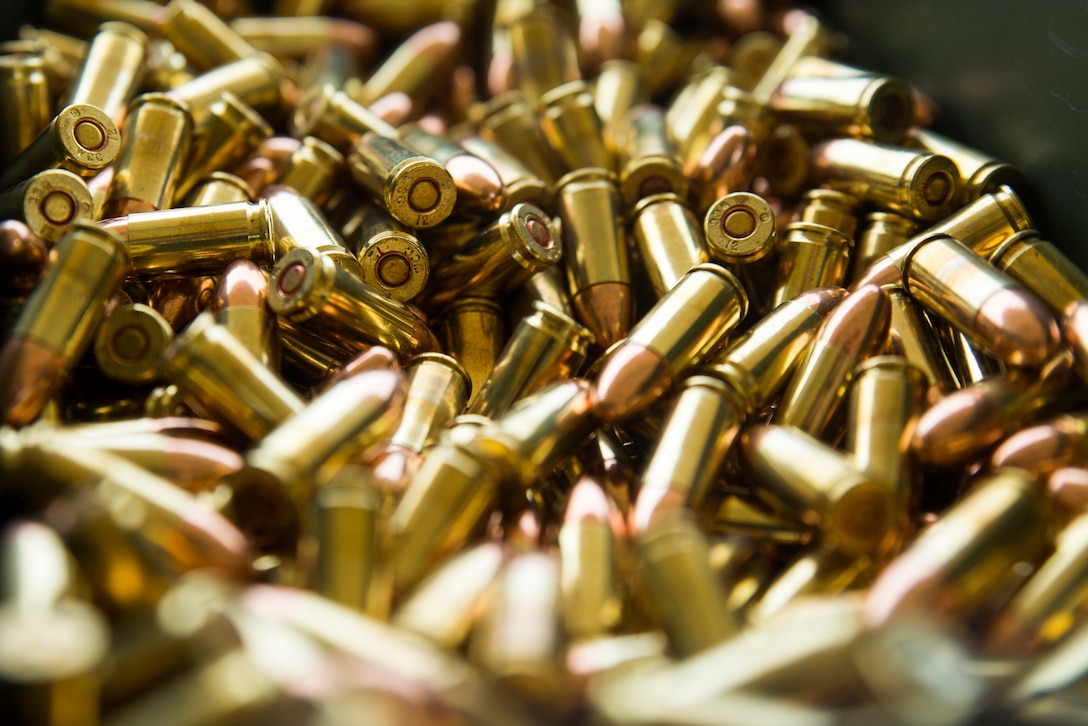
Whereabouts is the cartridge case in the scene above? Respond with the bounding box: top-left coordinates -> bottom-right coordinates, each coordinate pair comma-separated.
0,53 -> 51,168
771,221 -> 853,308
904,234 -> 1060,367
263,185 -> 359,275
457,135 -> 551,212
231,16 -> 376,62
771,73 -> 915,143
103,93 -> 193,217
594,60 -> 647,159
65,21 -> 147,126
176,93 -> 272,202
274,136 -> 343,207
751,9 -> 832,105
162,312 -> 304,440
991,230 -> 1088,318
469,301 -> 593,418
618,105 -> 688,210
399,124 -> 506,217
291,85 -> 398,154
594,263 -> 749,422
810,138 -> 960,221
742,424 -> 896,556
631,192 -> 709,297
667,65 -> 736,164
0,223 -> 128,426
167,54 -> 290,126
633,18 -> 700,98
106,200 -> 273,277
540,80 -> 613,172
752,548 -> 873,623
94,303 -> 174,384
795,188 -> 859,238
160,0 -> 260,71
509,5 -> 580,107
908,128 -> 1027,202
212,259 -> 278,370
426,203 -> 562,306
865,468 -> 1052,626
351,20 -> 461,109
849,212 -> 916,284
703,191 -> 777,266
559,476 -> 623,639
0,168 -> 93,244
268,247 -> 439,362
0,104 -> 121,189
556,167 -> 632,350
342,198 -> 429,302
184,172 -> 253,207
480,90 -> 566,187
439,296 -> 506,407
754,122 -> 810,198
348,132 -> 457,229
886,286 -> 957,402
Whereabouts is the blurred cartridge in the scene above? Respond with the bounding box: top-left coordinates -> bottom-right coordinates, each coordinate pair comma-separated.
167,54 -> 291,126
776,284 -> 890,439
991,229 -> 1088,318
184,171 -> 254,207
811,138 -> 960,221
771,221 -> 852,308
456,134 -> 551,211
617,104 -> 689,211
94,303 -> 174,384
348,131 -> 456,229
468,301 -> 593,418
160,0 -> 260,71
631,192 -> 709,297
0,220 -> 48,298
689,123 -> 757,215
850,212 -> 917,284
908,128 -> 1028,202
556,167 -> 632,350
903,234 -> 1060,367
0,168 -> 93,244
313,473 -> 383,615
0,53 -> 52,167
1067,301 -> 1088,384
509,5 -> 580,107
480,90 -> 567,187
795,188 -> 859,238
211,259 -> 278,369
559,476 -> 623,640
633,18 -> 700,99
341,198 -> 429,302
440,295 -> 506,407
426,203 -> 562,307
0,223 -> 128,427
750,9 -> 832,105
231,15 -> 376,63
348,20 -> 461,111
540,80 -> 613,172
399,123 -> 506,218
103,93 -> 193,217
886,286 -> 957,403
770,71 -> 915,143
667,65 -> 737,165
175,93 -> 272,202
64,21 -> 147,126
273,136 -> 343,208
162,312 -> 304,440
0,103 -> 121,189
291,85 -> 398,154
268,247 -> 439,361
993,413 -> 1088,481
593,60 -> 647,160
264,185 -> 360,275
742,424 -> 896,556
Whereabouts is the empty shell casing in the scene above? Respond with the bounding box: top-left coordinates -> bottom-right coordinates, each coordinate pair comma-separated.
104,200 -> 273,276
0,223 -> 128,426
991,230 -> 1088,317
509,5 -> 580,107
631,192 -> 709,297
540,80 -> 613,172
0,103 -> 121,189
342,198 -> 429,302
886,285 -> 957,402
167,54 -> 290,126
348,132 -> 457,229
0,168 -> 93,244
849,212 -> 916,284
426,203 -> 562,307
908,128 -> 1027,202
264,185 -> 360,276
468,301 -> 593,418
94,303 -> 174,384
65,21 -> 147,126
176,92 -> 272,202
440,295 -> 506,408
480,90 -> 566,187
103,93 -> 193,217
618,104 -> 689,210
399,124 -> 506,217
274,136 -> 343,207
291,85 -> 398,154
904,234 -> 1060,367
771,221 -> 853,308
160,0 -> 260,71
742,424 -> 896,556
212,259 -> 278,370
162,312 -> 304,440
0,54 -> 51,168
771,73 -> 915,143
268,247 -> 439,361
811,138 -> 960,221
704,191 -> 777,266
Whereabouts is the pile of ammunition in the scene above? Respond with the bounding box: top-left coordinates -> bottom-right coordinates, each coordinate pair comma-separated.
3,0 -> 1088,723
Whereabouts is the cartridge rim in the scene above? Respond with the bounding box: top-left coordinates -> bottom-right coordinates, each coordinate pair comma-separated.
268,247 -> 333,319
94,303 -> 174,384
861,77 -> 915,143
704,191 -> 777,263
54,103 -> 121,173
21,169 -> 93,243
387,157 -> 457,228
530,300 -> 595,350
357,230 -> 429,302
902,153 -> 960,221
502,203 -> 563,269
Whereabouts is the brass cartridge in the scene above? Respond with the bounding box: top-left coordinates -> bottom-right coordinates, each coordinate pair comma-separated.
0,53 -> 51,168
752,548 -> 873,623
540,80 -> 613,172
690,126 -> 755,217
160,0 -> 260,71
633,19 -> 699,98
992,413 -> 1088,477
770,73 -> 915,143
167,54 -> 291,126
399,123 -> 506,217
594,263 -> 749,422
313,474 -> 383,615
0,103 -> 121,189
742,424 -> 896,556
42,0 -> 165,37
480,90 -> 567,187
575,0 -> 626,70
456,134 -> 551,211
426,203 -> 562,306
184,172 -> 254,207
16,27 -> 86,90
991,230 -> 1088,317
175,92 -> 271,202
771,221 -> 853,308
65,21 -> 147,126
849,211 -> 916,284
631,192 -> 709,297
468,301 -> 593,418
141,37 -> 193,92
212,259 -> 278,369
94,303 -> 174,384
162,312 -> 304,440
666,65 -> 735,163
103,200 -> 273,277
810,138 -> 960,221
348,132 -> 457,229
146,275 -> 217,332
795,188 -> 859,238
750,9 -> 832,105
0,168 -> 93,244
0,223 -> 128,426
556,167 -> 632,350
908,128 -> 1028,202
559,475 -> 623,639
594,59 -> 647,159
268,247 -> 439,362
440,295 -> 506,407
342,198 -> 429,302
755,122 -> 811,199
264,185 -> 360,276
903,234 -> 1060,367
704,191 -> 777,266
231,15 -> 376,62
103,93 -> 193,217
886,286 -> 957,402
291,85 -> 398,154
351,20 -> 461,111
274,136 -> 343,207
618,104 -> 689,210
509,5 -> 580,107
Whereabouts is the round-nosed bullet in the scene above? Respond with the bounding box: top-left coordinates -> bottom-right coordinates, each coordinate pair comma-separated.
594,343 -> 673,422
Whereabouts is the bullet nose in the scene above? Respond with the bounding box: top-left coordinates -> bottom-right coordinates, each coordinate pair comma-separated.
974,288 -> 1060,367
593,343 -> 672,422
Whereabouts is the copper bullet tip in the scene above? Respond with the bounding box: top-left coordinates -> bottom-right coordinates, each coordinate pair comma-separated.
445,153 -> 506,216
369,92 -> 414,126
573,282 -> 633,352
911,386 -> 1003,467
367,442 -> 419,496
1049,466 -> 1088,511
818,284 -> 890,357
214,259 -> 268,311
991,417 -> 1082,474
974,287 -> 1060,367
564,476 -> 611,526
594,343 -> 674,422
849,255 -> 900,291
0,338 -> 68,427
1065,300 -> 1088,379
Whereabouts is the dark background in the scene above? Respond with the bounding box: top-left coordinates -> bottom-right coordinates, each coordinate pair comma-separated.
3,0 -> 1087,269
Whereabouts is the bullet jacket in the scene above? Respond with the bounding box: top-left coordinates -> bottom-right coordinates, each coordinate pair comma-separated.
631,192 -> 709,297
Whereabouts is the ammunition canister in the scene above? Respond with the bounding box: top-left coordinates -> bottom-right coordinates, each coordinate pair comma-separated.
175,92 -> 271,202
0,53 -> 51,168
0,223 -> 128,426
65,22 -> 147,126
594,263 -> 749,422
440,295 -> 506,408
162,312 -> 304,440
618,104 -> 689,210
264,185 -> 360,275
991,230 -> 1088,318
771,73 -> 916,143
540,80 -> 613,172
348,132 -> 457,229
268,247 -> 439,361
480,90 -> 567,187
351,21 -> 461,110
771,221 -> 853,308
94,303 -> 174,384
556,167 -> 632,350
167,54 -> 291,126
742,424 -> 896,556
160,0 -> 260,71
399,123 -> 506,217
509,5 -> 580,107
212,259 -> 278,369
903,234 -> 1060,367
0,103 -> 121,189
0,168 -> 93,244
776,284 -> 890,439
908,128 -> 1028,202
291,85 -> 398,154
631,192 -> 709,297
456,134 -> 551,211
468,301 -> 592,418
594,59 -> 647,160
103,93 -> 193,217
343,198 -> 429,302
184,172 -> 254,207
810,138 -> 960,221
886,285 -> 957,402
559,475 -> 623,639
849,211 -> 917,284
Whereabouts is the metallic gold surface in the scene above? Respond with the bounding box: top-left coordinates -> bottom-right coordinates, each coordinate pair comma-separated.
771,221 -> 853,308
704,191 -> 777,266
0,53 -> 52,168
0,168 -> 93,244
348,132 -> 457,229
344,198 -> 429,302
65,21 -> 147,125
94,303 -> 174,384
0,103 -> 121,189
631,192 -> 709,297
